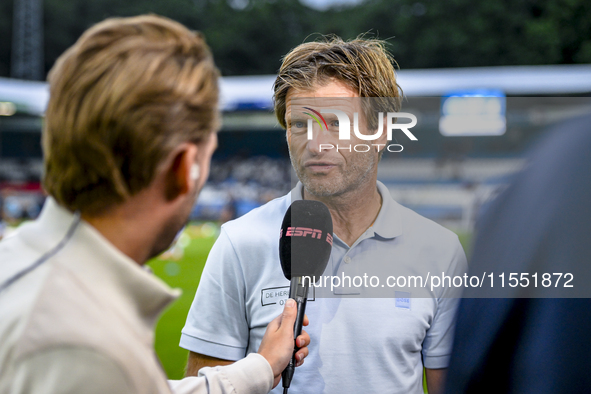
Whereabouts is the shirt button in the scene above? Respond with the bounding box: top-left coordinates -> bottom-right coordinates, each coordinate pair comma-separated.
344,256 -> 351,264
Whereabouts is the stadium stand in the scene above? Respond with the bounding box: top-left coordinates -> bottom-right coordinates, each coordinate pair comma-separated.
1,65 -> 591,230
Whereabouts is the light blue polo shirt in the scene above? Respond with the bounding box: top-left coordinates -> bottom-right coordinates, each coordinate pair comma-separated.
181,181 -> 467,394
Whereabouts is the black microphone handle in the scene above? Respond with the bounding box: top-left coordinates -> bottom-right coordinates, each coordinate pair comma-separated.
282,276 -> 309,391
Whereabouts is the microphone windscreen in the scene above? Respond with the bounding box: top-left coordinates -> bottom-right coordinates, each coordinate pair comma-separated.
279,200 -> 333,280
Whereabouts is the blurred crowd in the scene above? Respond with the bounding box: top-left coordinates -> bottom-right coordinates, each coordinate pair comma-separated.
194,156 -> 293,221
0,156 -> 293,233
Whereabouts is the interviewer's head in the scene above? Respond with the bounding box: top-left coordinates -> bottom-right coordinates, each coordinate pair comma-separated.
43,15 -> 220,216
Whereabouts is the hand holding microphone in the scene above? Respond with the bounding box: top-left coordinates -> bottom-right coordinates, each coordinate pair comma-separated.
257,299 -> 311,388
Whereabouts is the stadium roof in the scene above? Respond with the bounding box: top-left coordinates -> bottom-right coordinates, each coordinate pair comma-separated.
2,64 -> 591,116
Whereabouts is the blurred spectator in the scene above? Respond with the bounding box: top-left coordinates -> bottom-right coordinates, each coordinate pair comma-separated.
219,197 -> 238,224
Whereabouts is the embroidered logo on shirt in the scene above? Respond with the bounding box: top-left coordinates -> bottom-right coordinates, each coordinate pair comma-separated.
261,286 -> 315,306
395,291 -> 411,310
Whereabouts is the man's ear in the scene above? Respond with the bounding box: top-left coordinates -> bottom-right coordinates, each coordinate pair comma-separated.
163,143 -> 199,201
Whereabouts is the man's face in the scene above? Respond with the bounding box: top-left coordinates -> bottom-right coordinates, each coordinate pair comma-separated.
285,80 -> 381,198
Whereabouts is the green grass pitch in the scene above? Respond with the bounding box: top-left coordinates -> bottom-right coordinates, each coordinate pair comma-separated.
148,223 -> 218,380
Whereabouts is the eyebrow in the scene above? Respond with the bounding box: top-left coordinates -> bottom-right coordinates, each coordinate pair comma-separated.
286,116 -> 308,123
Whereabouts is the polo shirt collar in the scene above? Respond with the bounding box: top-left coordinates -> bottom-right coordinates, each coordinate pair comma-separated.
289,181 -> 402,240
290,182 -> 304,202
372,181 -> 403,239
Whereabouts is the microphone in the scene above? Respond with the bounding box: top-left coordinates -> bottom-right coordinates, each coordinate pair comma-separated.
279,200 -> 333,393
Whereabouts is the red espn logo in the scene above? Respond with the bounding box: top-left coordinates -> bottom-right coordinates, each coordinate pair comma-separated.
280,227 -> 333,246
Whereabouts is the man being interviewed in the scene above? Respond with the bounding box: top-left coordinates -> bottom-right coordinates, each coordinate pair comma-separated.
0,15 -> 310,394
182,38 -> 467,394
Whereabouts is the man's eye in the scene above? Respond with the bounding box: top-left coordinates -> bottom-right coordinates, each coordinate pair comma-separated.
293,121 -> 305,128
331,120 -> 339,127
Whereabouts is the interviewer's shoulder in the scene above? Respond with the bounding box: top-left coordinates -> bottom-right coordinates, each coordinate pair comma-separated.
7,346 -> 134,394
9,259 -> 170,393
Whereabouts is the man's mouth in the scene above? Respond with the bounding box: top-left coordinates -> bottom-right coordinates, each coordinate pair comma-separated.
304,161 -> 337,172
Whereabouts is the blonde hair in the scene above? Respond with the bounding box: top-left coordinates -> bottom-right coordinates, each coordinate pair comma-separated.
43,15 -> 220,214
273,36 -> 402,131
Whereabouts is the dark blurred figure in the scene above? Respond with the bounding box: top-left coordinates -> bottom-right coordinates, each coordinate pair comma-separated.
445,114 -> 591,393
219,197 -> 237,223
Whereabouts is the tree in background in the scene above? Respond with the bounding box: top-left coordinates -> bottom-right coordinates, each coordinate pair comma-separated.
1,0 -> 590,79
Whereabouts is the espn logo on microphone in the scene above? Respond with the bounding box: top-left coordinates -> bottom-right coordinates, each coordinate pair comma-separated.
280,227 -> 333,246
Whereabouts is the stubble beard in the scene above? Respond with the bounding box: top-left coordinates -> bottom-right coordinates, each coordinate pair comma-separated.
289,148 -> 377,198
